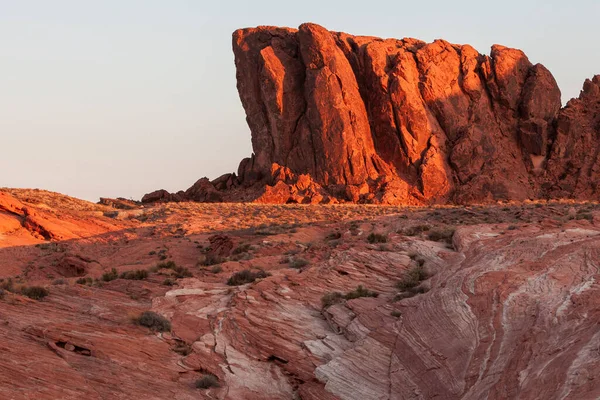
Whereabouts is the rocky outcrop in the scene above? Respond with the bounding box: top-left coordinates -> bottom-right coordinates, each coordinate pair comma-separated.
544,76 -> 600,198
142,24 -> 598,205
227,23 -> 600,204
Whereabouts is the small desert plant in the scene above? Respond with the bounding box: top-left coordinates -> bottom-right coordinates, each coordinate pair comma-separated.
76,277 -> 93,286
367,233 -> 387,244
52,278 -> 66,285
210,265 -> 223,274
576,213 -> 593,221
394,286 -> 429,301
153,261 -> 192,278
321,291 -> 344,308
344,285 -> 378,300
201,254 -> 224,266
101,268 -> 119,282
162,278 -> 175,286
172,342 -> 192,356
0,278 -> 14,292
391,310 -> 402,318
397,265 -> 428,290
21,286 -> 49,300
226,269 -> 270,286
195,374 -> 219,389
325,232 -> 342,241
427,227 -> 456,244
402,224 -> 430,236
232,243 -> 252,255
134,311 -> 171,332
289,258 -> 309,269
120,269 -> 149,280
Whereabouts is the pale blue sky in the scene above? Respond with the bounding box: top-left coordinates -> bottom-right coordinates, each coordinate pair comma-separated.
1,1 -> 598,201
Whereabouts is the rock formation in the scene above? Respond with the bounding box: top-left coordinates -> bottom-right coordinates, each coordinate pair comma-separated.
2,190 -> 600,399
143,23 -> 600,205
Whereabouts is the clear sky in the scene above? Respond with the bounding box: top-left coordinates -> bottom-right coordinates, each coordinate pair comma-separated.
1,1 -> 598,201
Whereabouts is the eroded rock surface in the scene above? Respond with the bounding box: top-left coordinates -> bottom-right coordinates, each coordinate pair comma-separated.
1,189 -> 599,399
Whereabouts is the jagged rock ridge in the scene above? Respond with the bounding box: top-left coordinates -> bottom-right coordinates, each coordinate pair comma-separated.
143,23 -> 600,205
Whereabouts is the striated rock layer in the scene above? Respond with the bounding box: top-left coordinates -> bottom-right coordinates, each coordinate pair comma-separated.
142,23 -> 599,205
2,190 -> 600,399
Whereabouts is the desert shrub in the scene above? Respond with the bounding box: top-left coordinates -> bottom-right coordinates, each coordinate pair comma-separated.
321,292 -> 344,308
321,286 -> 378,308
391,310 -> 402,318
135,311 -> 171,332
367,233 -> 387,244
576,213 -> 593,221
344,285 -> 378,300
232,243 -> 252,255
427,227 -> 456,244
154,261 -> 176,270
120,269 -> 149,280
0,278 -> 14,292
195,374 -> 219,389
154,261 -> 192,278
394,286 -> 429,301
21,286 -> 49,300
289,258 -> 309,269
162,278 -> 175,286
402,224 -> 430,236
210,265 -> 223,274
226,269 -> 270,286
52,278 -> 66,285
202,254 -> 224,266
172,342 -> 192,356
507,225 -> 517,230
397,265 -> 428,291
101,268 -> 119,282
325,232 -> 342,241
76,277 -> 93,285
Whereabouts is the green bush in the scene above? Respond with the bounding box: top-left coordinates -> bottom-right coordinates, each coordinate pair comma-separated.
344,285 -> 378,300
162,278 -> 175,286
76,277 -> 93,285
396,266 -> 428,290
289,258 -> 309,269
120,269 -> 149,280
227,269 -> 270,286
321,285 -> 378,308
195,374 -> 219,389
101,268 -> 119,282
135,311 -> 171,332
153,261 -> 192,278
367,233 -> 387,244
202,254 -> 224,266
21,286 -> 49,300
321,292 -> 344,308
232,243 -> 252,255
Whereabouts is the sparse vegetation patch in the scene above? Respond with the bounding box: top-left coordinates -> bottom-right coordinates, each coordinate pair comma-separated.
134,311 -> 171,332
367,233 -> 387,244
226,269 -> 270,286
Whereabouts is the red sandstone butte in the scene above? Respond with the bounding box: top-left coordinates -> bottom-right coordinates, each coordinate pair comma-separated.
142,23 -> 599,205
